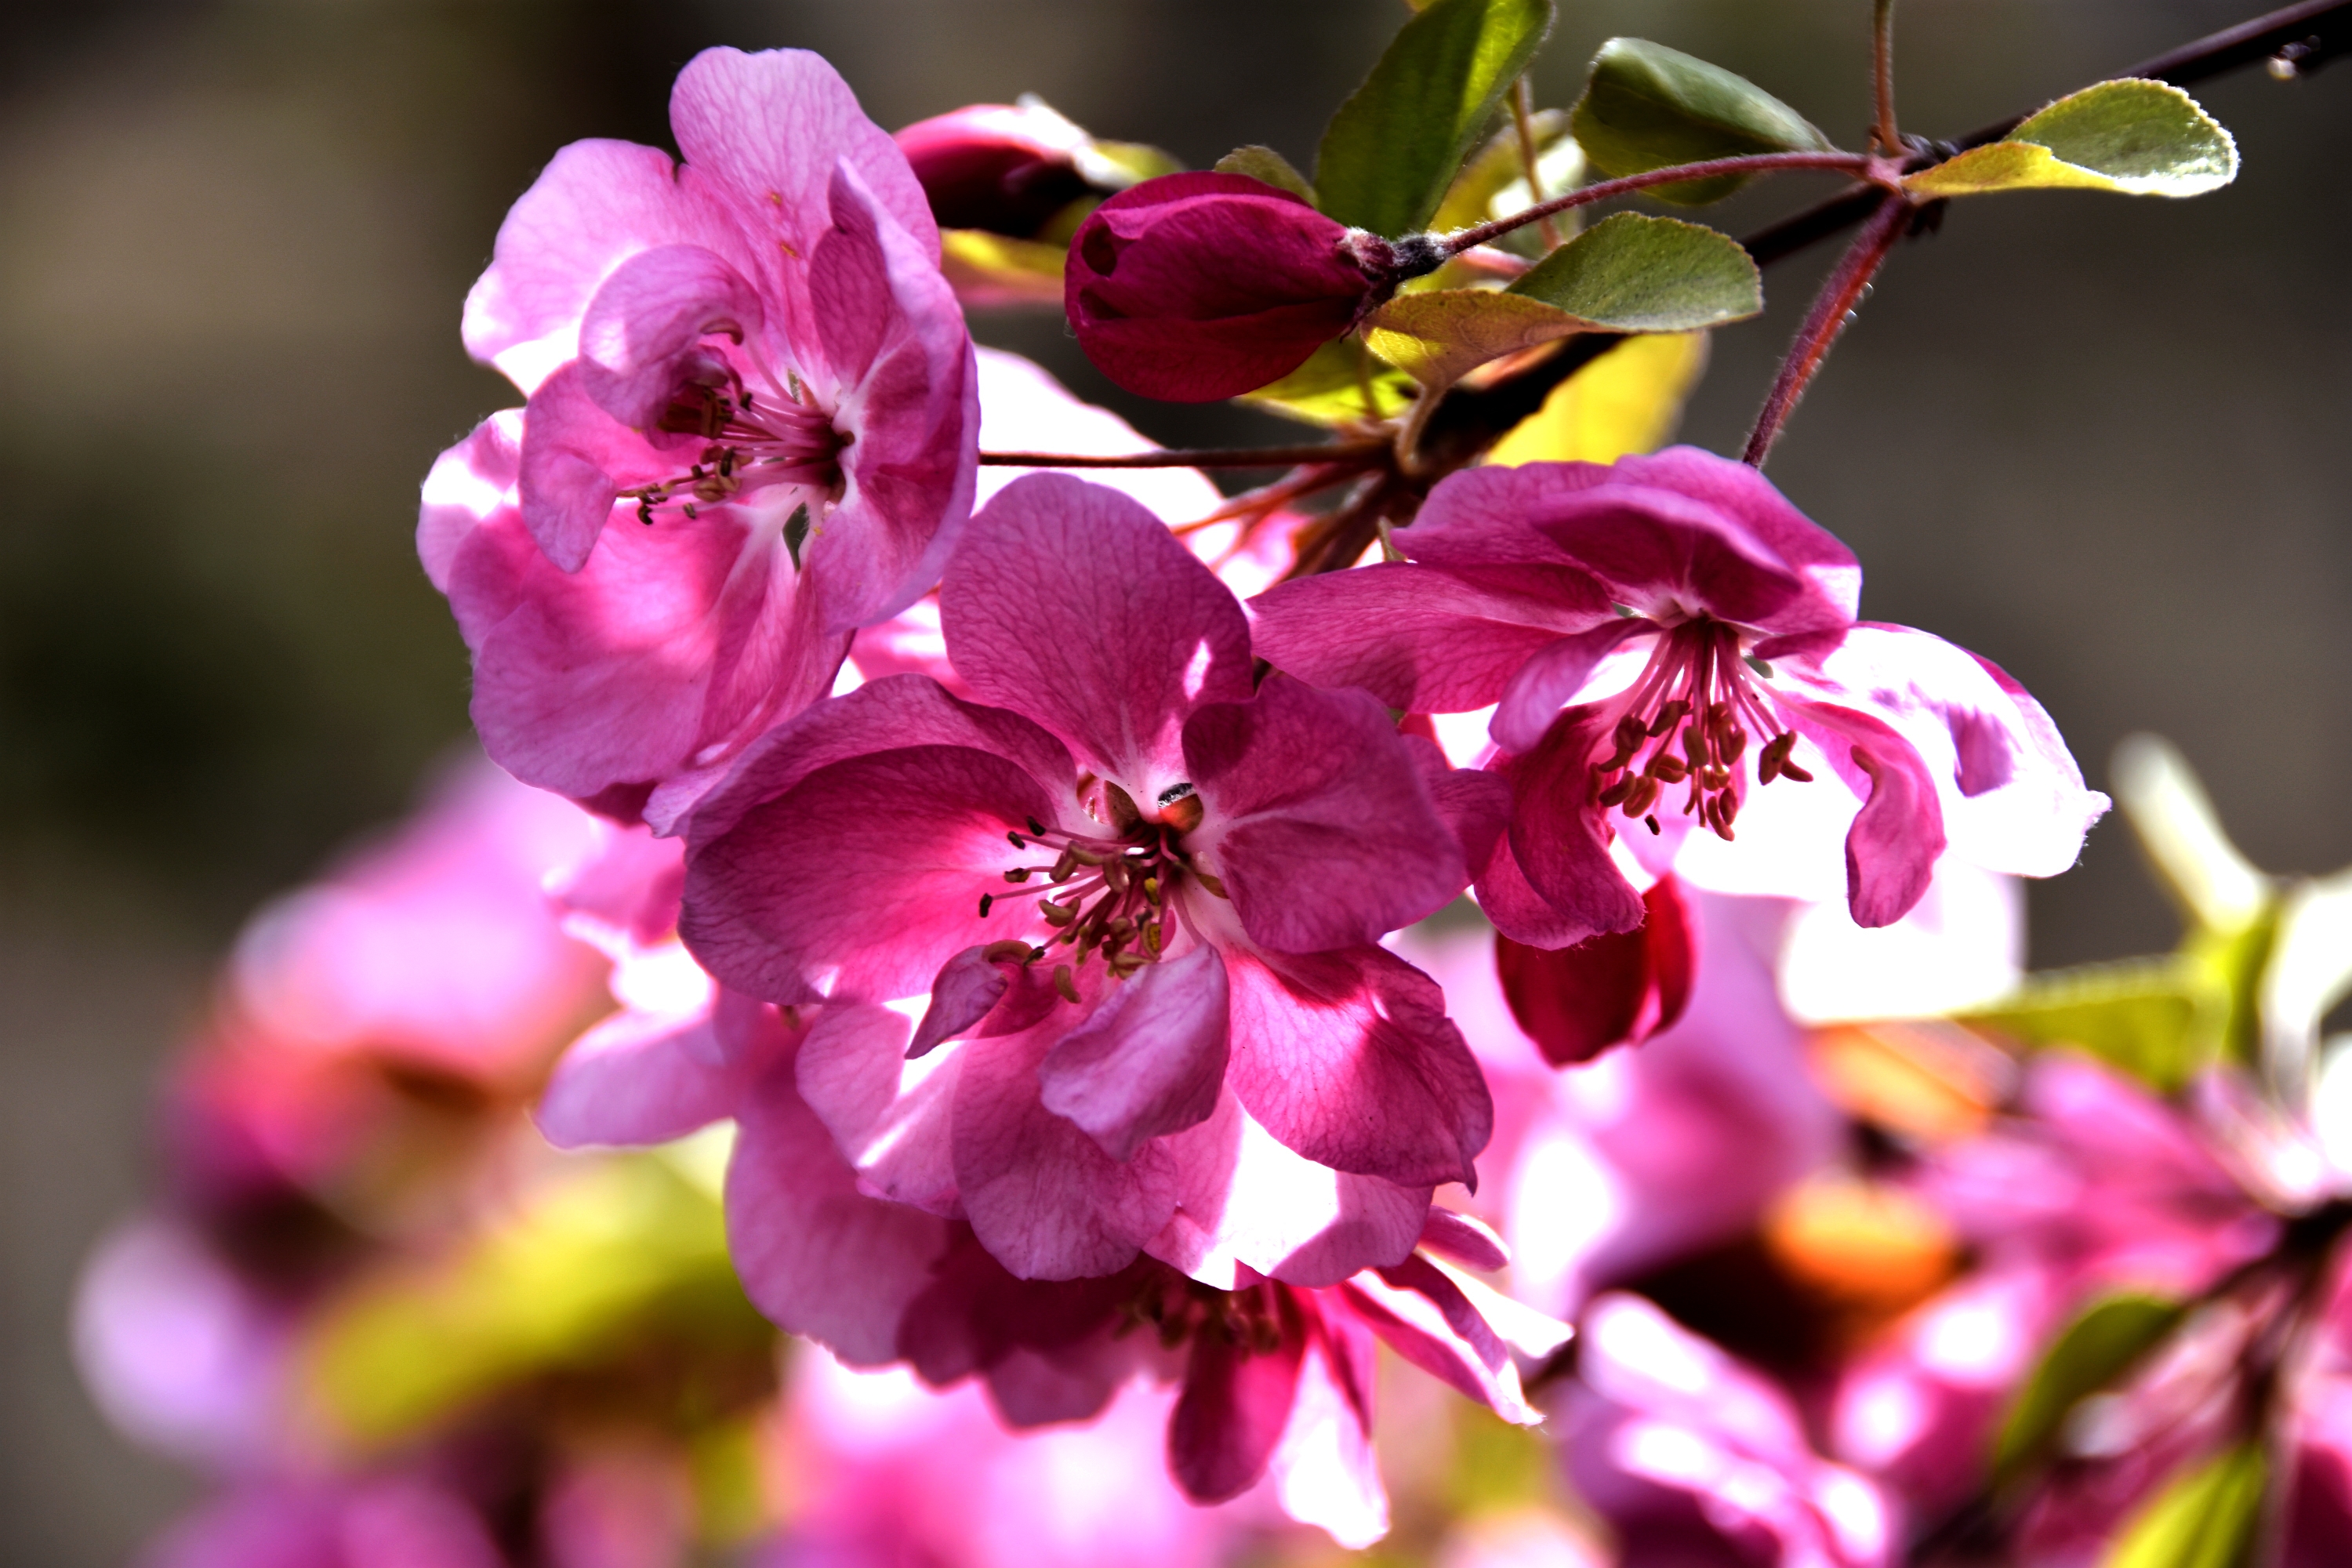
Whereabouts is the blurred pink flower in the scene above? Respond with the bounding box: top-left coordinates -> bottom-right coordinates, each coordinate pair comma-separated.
136,1477 -> 505,1568
423,48 -> 975,817
1252,449 -> 2107,945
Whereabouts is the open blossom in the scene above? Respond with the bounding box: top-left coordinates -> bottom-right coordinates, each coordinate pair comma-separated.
1065,173 -> 1409,401
423,47 -> 975,818
1252,447 -> 2108,946
676,472 -> 1507,1285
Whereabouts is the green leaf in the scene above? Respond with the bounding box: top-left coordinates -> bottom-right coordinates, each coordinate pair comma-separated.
1429,107 -> 1574,235
1508,212 -> 1759,330
1959,956 -> 2212,1092
1994,1292 -> 2187,1486
2102,1442 -> 2267,1568
1904,79 -> 2237,199
1214,145 -> 1316,204
1570,38 -> 1832,205
1237,336 -> 1418,426
1315,0 -> 1555,237
1367,212 -> 1756,389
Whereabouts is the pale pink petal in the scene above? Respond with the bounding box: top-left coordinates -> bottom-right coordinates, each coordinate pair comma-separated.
726,1058 -> 952,1366
911,945 -> 1018,1058
549,822 -> 686,953
1222,945 -> 1491,1189
667,48 -> 937,267
1248,562 -> 1613,715
794,1002 -> 960,1214
1341,1257 -> 1534,1422
1264,1319 -> 1389,1548
418,412 -> 521,592
517,361 -> 680,572
953,1024 -> 1184,1279
575,243 -> 766,429
536,992 -> 797,1148
1038,943 -> 1231,1160
1186,677 -> 1468,953
1420,1209 -> 1509,1272
462,138 -> 717,394
942,473 -> 1253,781
973,347 -> 1221,521
682,744 -> 1060,1004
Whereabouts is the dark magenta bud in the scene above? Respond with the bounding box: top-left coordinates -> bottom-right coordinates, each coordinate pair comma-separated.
894,102 -> 1098,238
1064,172 -> 1404,403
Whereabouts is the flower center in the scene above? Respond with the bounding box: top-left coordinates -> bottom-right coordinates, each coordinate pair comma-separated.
1590,617 -> 1812,840
1120,1270 -> 1287,1354
975,782 -> 1220,998
617,375 -> 848,528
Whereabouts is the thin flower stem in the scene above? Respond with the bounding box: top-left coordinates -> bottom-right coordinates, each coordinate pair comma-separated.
978,442 -> 1387,470
1740,191 -> 1913,467
1508,76 -> 1563,252
1873,0 -> 1902,154
1439,151 -> 1880,256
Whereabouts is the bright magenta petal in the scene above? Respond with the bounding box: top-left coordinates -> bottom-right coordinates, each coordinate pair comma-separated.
1168,1287 -> 1308,1501
1038,943 -> 1231,1161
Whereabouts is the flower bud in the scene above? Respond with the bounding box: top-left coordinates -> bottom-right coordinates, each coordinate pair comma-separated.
1065,172 -> 1399,402
895,101 -> 1102,238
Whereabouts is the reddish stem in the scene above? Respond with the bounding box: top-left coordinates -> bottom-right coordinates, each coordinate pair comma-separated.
1740,191 -> 1914,468
978,442 -> 1386,470
1439,151 -> 1880,256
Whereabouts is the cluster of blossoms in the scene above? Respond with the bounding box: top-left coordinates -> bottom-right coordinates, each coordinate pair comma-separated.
79,8 -> 2352,1566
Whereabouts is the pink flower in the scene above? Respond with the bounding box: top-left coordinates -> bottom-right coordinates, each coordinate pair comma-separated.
678,473 -> 1508,1283
1565,1293 -> 1896,1568
1065,173 -> 1408,401
135,1477 -> 504,1568
895,100 -> 1106,239
1251,448 -> 2108,945
424,48 -> 976,815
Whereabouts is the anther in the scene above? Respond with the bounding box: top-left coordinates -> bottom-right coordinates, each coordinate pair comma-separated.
1007,830 -> 1028,849
1053,964 -> 1080,1004
1003,869 -> 1029,883
1193,870 -> 1229,899
1027,818 -> 1048,837
1648,701 -> 1690,739
978,892 -> 994,917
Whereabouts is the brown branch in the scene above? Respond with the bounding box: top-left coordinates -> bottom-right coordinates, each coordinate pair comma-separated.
1740,193 -> 1915,466
978,442 -> 1386,470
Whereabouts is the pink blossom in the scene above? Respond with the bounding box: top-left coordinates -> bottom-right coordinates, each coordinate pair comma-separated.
1065,173 -> 1401,401
679,472 -> 1507,1284
1251,448 -> 2107,944
424,48 -> 975,815
1564,1293 -> 1896,1568
135,1478 -> 504,1568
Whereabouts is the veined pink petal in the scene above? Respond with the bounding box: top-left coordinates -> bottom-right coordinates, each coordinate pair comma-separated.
463,138 -> 721,394
1496,874 -> 1695,1063
808,163 -> 979,632
1343,1256 -> 1535,1423
682,675 -> 1074,850
419,412 -> 521,592
1222,945 -> 1490,1189
942,474 -> 1253,782
1038,943 -> 1231,1161
667,48 -> 938,269
727,1057 -> 953,1366
575,244 -> 766,430
1607,447 -> 1861,620
910,945 -> 1018,1058
1784,700 -> 1947,928
1490,618 -> 1658,756
1419,1209 -> 1509,1272
951,1023 -> 1184,1279
1490,706 -> 1647,946
681,745 -> 1060,1004
451,496 -> 848,808
1403,732 -> 1512,880
793,1002 -> 960,1214
1264,1302 -> 1388,1547
1186,677 -> 1467,953
1529,482 -> 1817,629
1248,561 -> 1613,714
516,362 -> 679,572
893,1229 -> 1142,1392
1152,1092 -> 1432,1289
1168,1287 -> 1307,1502
535,991 -> 796,1149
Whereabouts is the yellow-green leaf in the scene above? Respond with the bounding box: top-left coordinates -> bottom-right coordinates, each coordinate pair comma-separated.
1905,79 -> 2237,200
1429,108 -> 1576,238
1315,0 -> 1555,237
938,228 -> 1067,308
1959,956 -> 2213,1092
2102,1442 -> 2267,1568
1238,336 -> 1418,426
1994,1292 -> 2187,1486
2113,734 -> 2270,935
1367,289 -> 1595,390
1214,144 -> 1316,204
1487,330 -> 1708,465
1570,38 -> 1832,205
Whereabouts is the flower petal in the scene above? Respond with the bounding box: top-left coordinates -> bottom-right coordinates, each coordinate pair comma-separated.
1248,561 -> 1613,714
1187,677 -> 1467,953
516,361 -> 677,572
1169,1287 -> 1308,1502
793,1000 -> 961,1214
1784,700 -> 1947,928
1222,945 -> 1492,1189
942,473 -> 1253,782
681,744 -> 1061,1004
1495,874 -> 1695,1064
1490,618 -> 1658,756
575,244 -> 766,430
1039,943 -> 1231,1161
536,990 -> 797,1148
726,1056 -> 952,1366
1491,706 -> 1648,946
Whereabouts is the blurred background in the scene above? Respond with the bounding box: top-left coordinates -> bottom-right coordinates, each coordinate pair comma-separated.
0,1 -> 2343,1560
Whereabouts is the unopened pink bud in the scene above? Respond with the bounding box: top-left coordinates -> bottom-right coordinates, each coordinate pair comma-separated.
1065,172 -> 1393,402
